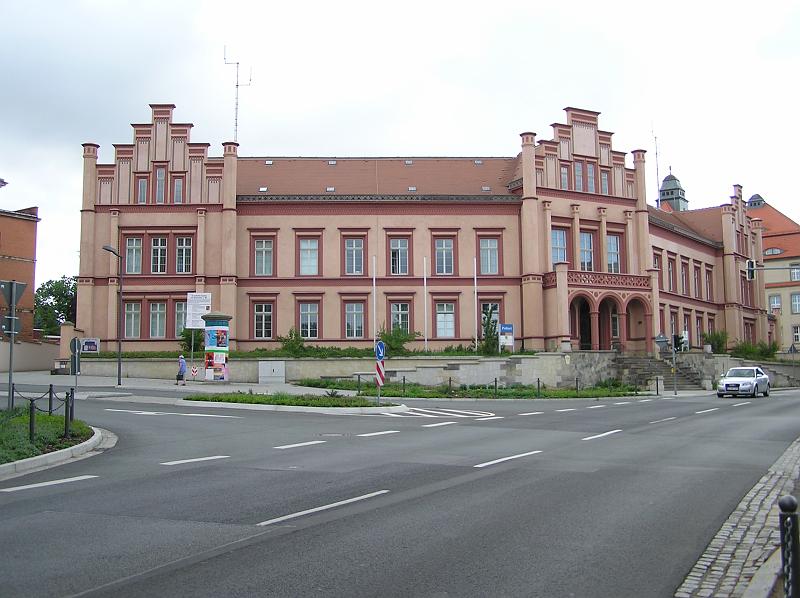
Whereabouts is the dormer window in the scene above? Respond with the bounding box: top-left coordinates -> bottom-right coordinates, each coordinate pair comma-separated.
265,160 -> 273,165
408,186 -> 417,192
259,187 -> 268,193
474,159 -> 483,165
404,160 -> 413,165
765,248 -> 783,256
481,186 -> 491,192
328,160 -> 337,165
326,187 -> 335,192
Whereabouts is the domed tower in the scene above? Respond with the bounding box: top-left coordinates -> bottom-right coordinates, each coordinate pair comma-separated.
659,171 -> 688,211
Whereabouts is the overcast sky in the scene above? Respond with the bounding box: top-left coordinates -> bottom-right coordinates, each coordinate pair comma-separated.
2,0 -> 798,287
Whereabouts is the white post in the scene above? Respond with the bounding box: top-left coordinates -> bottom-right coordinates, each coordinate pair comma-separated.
423,256 -> 429,351
473,256 -> 478,352
372,255 -> 377,344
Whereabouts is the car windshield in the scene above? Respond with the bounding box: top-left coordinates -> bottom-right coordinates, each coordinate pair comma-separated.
726,368 -> 755,378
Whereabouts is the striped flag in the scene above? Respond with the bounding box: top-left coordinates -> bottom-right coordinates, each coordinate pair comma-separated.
375,359 -> 385,387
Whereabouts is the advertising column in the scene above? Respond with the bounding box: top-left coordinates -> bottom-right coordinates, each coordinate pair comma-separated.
201,312 -> 232,382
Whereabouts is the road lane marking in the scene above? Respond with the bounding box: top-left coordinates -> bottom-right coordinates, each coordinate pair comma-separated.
556,408 -> 576,413
256,490 -> 390,526
475,416 -> 504,421
695,408 -> 719,414
649,417 -> 676,424
422,422 -> 457,428
518,411 -> 544,416
474,450 -> 543,468
160,455 -> 230,466
273,441 -> 327,450
639,399 -> 653,402
614,402 -> 630,405
0,475 -> 98,493
582,429 -> 622,441
437,408 -> 495,417
105,408 -> 241,419
586,405 -> 606,409
357,430 -> 400,437
660,397 -> 675,400
402,409 -> 439,417
733,402 -> 751,407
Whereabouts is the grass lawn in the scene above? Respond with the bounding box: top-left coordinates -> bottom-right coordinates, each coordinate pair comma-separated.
0,408 -> 93,465
297,378 -> 641,399
183,391 -> 395,408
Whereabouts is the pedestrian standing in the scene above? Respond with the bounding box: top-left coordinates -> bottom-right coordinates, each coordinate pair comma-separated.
176,354 -> 187,385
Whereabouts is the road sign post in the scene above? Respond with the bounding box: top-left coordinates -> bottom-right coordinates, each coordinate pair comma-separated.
1,279 -> 26,409
375,340 -> 386,406
186,293 -> 211,382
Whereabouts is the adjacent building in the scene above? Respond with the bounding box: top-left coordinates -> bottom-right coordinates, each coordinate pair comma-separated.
746,195 -> 800,349
75,104 -> 768,353
0,206 -> 40,341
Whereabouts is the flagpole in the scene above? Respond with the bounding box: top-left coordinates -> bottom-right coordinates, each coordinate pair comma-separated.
423,256 -> 428,351
473,256 -> 478,352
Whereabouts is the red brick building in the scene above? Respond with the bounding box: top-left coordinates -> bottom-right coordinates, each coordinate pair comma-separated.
0,206 -> 40,341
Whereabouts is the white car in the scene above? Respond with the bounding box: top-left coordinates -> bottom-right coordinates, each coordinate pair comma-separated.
717,367 -> 770,398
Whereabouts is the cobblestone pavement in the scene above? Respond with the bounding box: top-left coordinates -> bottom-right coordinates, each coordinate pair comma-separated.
675,436 -> 800,597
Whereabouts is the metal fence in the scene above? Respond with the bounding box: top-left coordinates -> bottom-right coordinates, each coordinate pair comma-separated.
9,384 -> 76,442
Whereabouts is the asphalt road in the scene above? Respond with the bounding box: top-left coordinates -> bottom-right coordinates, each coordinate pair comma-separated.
1,390 -> 799,597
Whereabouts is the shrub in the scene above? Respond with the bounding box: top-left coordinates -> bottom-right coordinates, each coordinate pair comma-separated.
278,327 -> 306,354
731,341 -> 778,360
379,325 -> 420,356
702,330 -> 729,354
478,305 -> 499,355
179,328 -> 205,355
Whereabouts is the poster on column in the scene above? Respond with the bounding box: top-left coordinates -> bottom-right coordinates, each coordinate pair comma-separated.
204,326 -> 229,350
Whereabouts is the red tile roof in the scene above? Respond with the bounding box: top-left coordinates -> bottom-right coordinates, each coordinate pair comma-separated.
746,203 -> 800,234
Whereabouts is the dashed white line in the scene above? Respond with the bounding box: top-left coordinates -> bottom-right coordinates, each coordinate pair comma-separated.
649,417 -> 676,424
357,430 -> 400,437
639,399 -> 653,402
273,440 -> 327,450
474,450 -> 543,468
256,490 -> 390,526
695,408 -> 719,414
518,411 -> 544,416
732,402 -> 751,407
586,405 -> 606,409
556,408 -> 576,413
421,421 -> 458,428
160,455 -> 230,466
0,475 -> 98,493
582,429 -> 622,441
614,402 -> 630,405
475,416 -> 504,421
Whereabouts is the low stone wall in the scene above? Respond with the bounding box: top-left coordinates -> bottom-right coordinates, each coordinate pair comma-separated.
77,352 -> 619,388
678,352 -> 800,388
0,340 -> 59,372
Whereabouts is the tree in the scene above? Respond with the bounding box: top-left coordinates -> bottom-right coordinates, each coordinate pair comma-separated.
478,304 -> 499,355
34,276 -> 76,336
179,327 -> 205,355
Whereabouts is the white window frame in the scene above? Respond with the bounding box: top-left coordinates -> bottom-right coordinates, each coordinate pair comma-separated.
176,237 -> 192,274
254,303 -> 273,339
794,325 -> 800,344
770,295 -> 782,310
607,235 -> 620,274
299,238 -> 319,276
345,302 -> 364,339
479,238 -> 498,275
435,238 -> 454,275
345,238 -> 364,275
587,163 -> 596,193
155,168 -> 166,204
600,171 -> 609,195
791,263 -> 800,282
436,302 -> 455,338
136,178 -> 147,204
175,301 -> 186,337
126,237 -> 142,275
149,302 -> 166,338
391,302 -> 410,333
124,302 -> 140,338
390,238 -> 409,275
299,302 -> 318,338
255,239 -> 273,276
173,178 -> 183,204
151,236 -> 167,274
552,229 -> 567,265
792,293 -> 800,314
580,232 -> 594,272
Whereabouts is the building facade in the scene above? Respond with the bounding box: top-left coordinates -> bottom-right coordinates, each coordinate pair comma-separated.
747,196 -> 800,349
76,104 -> 768,353
0,206 -> 40,341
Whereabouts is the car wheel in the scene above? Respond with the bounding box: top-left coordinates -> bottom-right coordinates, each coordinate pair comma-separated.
764,384 -> 770,397
717,393 -> 724,398
752,386 -> 758,398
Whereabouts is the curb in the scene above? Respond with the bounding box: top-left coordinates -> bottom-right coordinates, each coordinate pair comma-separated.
179,399 -> 409,415
742,547 -> 780,598
0,426 -> 103,478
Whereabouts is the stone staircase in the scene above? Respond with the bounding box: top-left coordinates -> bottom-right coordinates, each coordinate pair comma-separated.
614,355 -> 705,391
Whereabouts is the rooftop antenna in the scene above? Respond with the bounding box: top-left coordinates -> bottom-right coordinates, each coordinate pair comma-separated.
224,46 -> 252,143
652,124 -> 661,209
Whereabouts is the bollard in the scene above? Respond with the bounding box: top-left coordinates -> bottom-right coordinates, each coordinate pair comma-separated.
781,495 -> 800,598
449,377 -> 452,394
494,378 -> 498,399
29,399 -> 36,444
69,389 -> 75,422
48,384 -> 54,415
656,377 -> 659,396
403,376 -> 406,397
576,377 -> 579,391
64,394 -> 71,438
10,383 -> 15,409
357,374 -> 361,395
537,378 -> 541,398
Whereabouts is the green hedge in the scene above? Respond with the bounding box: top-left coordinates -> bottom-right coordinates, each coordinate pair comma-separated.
183,391 -> 391,408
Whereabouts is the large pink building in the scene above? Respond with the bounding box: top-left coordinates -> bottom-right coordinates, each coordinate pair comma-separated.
76,104 -> 770,353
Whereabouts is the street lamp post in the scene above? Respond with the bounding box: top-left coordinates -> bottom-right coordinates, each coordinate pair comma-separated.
102,245 -> 123,386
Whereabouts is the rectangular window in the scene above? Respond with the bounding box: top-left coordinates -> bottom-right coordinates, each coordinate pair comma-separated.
791,264 -> 800,282
155,168 -> 166,204
345,238 -> 364,275
149,302 -> 166,338
683,314 -> 690,345
794,326 -> 800,344
681,264 -> 688,295
706,271 -> 713,301
552,229 -> 567,265
653,253 -> 662,290
481,302 -> 500,328
254,303 -> 273,339
436,302 -> 455,338
694,267 -> 701,298
435,238 -> 454,275
299,238 -> 319,275
151,237 -> 167,274
479,238 -> 498,275
668,260 -> 675,292
696,317 -> 702,347
708,318 -> 715,334
345,302 -> 364,339
390,238 -> 409,275
560,165 -> 570,190
770,295 -> 782,310
173,178 -> 183,204
792,293 -> 800,314
610,310 -> 619,338
587,163 -> 596,193
600,171 -> 609,195
580,232 -> 594,271
391,302 -> 410,333
175,301 -> 186,337
607,235 -> 621,273
137,178 -> 147,204
299,302 -> 318,338
176,237 -> 192,273
255,239 -> 274,276
124,302 -> 140,338
574,162 -> 583,192
125,237 -> 142,274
